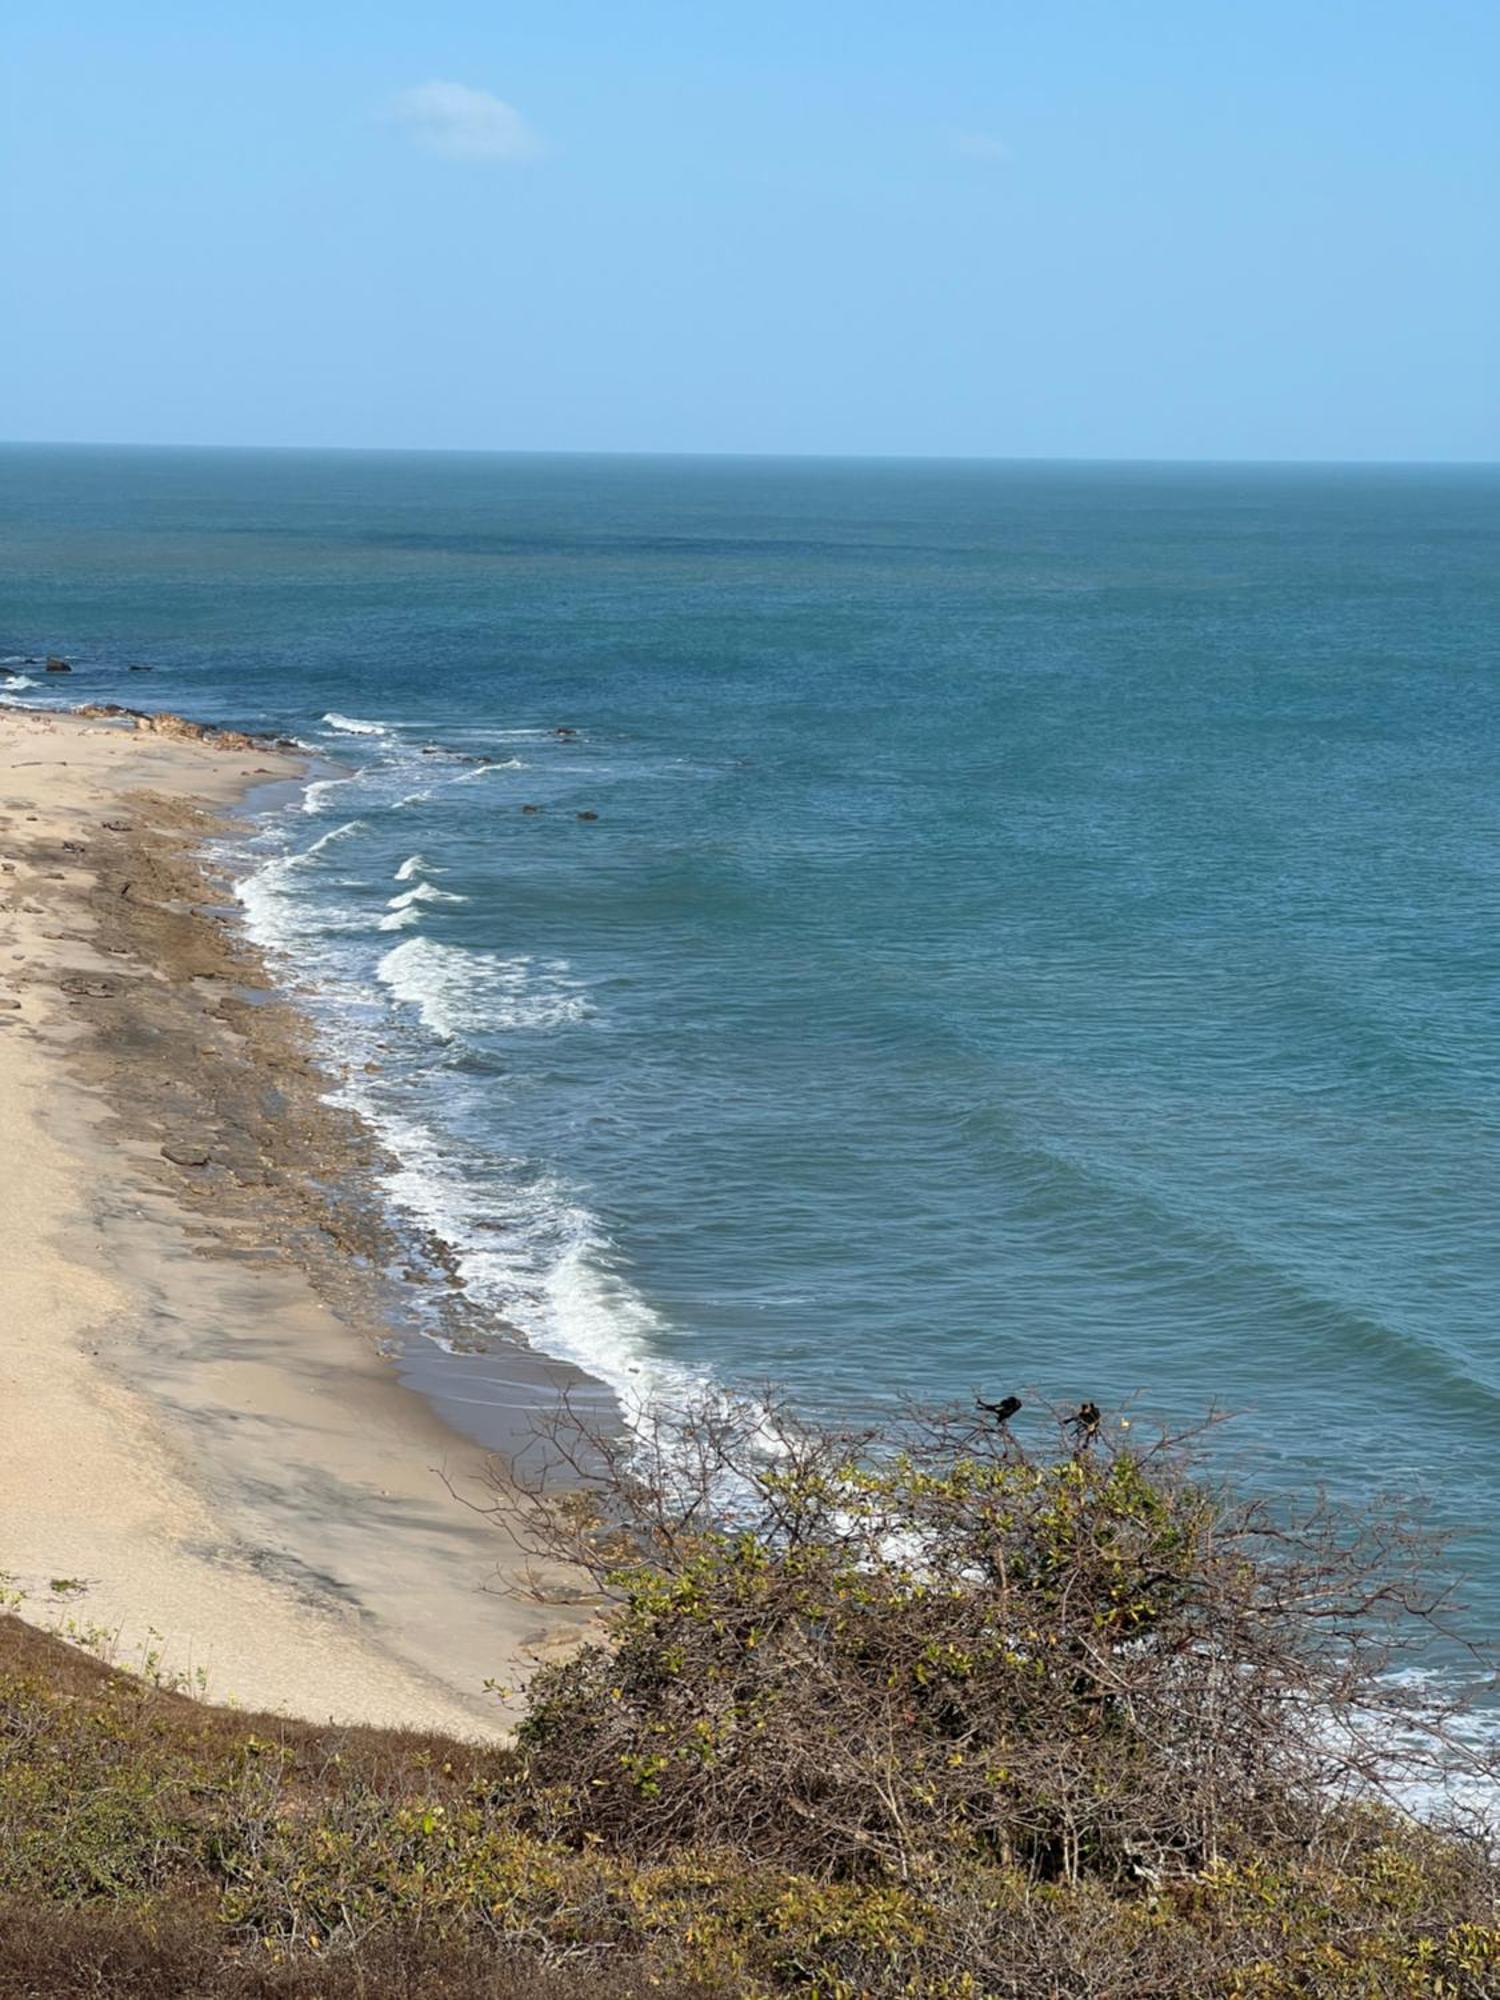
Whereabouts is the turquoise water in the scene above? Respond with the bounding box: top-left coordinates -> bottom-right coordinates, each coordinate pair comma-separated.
4,444 -> 1499,1573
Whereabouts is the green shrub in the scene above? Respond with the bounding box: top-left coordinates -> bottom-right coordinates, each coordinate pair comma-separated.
2,1399 -> 1498,1995
512,1399 -> 1497,1892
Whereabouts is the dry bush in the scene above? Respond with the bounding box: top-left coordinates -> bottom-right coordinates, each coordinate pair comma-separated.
0,1901 -> 722,2000
5,1395 -> 1500,1997
502,1393 -> 1500,1896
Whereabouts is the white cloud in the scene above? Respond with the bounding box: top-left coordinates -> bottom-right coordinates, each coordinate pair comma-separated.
390,81 -> 542,163
950,131 -> 1010,164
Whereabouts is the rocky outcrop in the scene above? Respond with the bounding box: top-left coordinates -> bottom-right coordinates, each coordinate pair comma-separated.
73,706 -> 289,755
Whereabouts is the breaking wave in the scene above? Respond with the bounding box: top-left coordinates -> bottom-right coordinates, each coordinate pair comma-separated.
375,936 -> 590,1038
322,712 -> 391,736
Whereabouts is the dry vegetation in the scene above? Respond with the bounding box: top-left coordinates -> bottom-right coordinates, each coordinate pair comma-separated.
3,1397 -> 1498,1996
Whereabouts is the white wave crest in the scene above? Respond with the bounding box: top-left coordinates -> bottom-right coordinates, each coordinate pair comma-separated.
236,852 -> 320,949
232,784 -> 702,1440
388,881 -> 467,910
451,757 -> 527,783
304,818 -> 366,859
376,936 -> 590,1039
3,674 -> 37,690
321,711 -> 390,736
377,880 -> 469,932
233,820 -> 370,948
302,774 -> 360,815
337,1096 -> 703,1427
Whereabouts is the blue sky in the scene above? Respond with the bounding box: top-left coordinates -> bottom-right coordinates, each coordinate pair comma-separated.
4,1 -> 1495,459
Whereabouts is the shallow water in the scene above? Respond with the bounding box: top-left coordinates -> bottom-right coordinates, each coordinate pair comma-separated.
4,444 -> 1498,1592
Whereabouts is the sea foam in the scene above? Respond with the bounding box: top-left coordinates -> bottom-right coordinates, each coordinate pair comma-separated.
376,936 -> 590,1039
302,774 -> 360,815
235,768 -> 691,1426
321,712 -> 390,736
337,1091 -> 706,1426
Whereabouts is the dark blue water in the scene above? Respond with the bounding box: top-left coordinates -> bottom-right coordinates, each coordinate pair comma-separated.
4,444 -> 1499,1581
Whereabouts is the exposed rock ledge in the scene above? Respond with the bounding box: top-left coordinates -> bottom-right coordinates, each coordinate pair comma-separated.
73,705 -> 297,755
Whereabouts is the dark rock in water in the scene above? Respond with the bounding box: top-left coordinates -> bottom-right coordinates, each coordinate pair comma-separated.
520,804 -> 542,814
44,657 -> 72,673
554,725 -> 578,738
127,663 -> 152,672
576,809 -> 600,822
161,1143 -> 210,1169
476,755 -> 494,765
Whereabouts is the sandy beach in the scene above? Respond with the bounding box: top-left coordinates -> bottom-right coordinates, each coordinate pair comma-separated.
0,705 -> 593,1738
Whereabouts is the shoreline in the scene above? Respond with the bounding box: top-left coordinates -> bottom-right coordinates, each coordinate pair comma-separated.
0,705 -> 599,1735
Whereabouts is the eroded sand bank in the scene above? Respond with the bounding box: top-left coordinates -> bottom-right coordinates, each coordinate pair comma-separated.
0,708 -> 592,1737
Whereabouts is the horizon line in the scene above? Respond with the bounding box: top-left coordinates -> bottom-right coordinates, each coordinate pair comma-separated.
2,437 -> 1498,472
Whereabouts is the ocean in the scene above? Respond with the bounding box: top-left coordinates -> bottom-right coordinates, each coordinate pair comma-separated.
4,443 -> 1499,1585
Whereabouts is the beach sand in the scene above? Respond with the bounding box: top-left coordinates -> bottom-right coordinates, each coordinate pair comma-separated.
0,707 -> 594,1738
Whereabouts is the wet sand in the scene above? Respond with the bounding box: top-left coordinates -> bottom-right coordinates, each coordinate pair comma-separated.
0,707 -> 598,1737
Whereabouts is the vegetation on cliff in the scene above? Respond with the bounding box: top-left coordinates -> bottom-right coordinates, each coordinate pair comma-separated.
2,1399 -> 1497,1996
